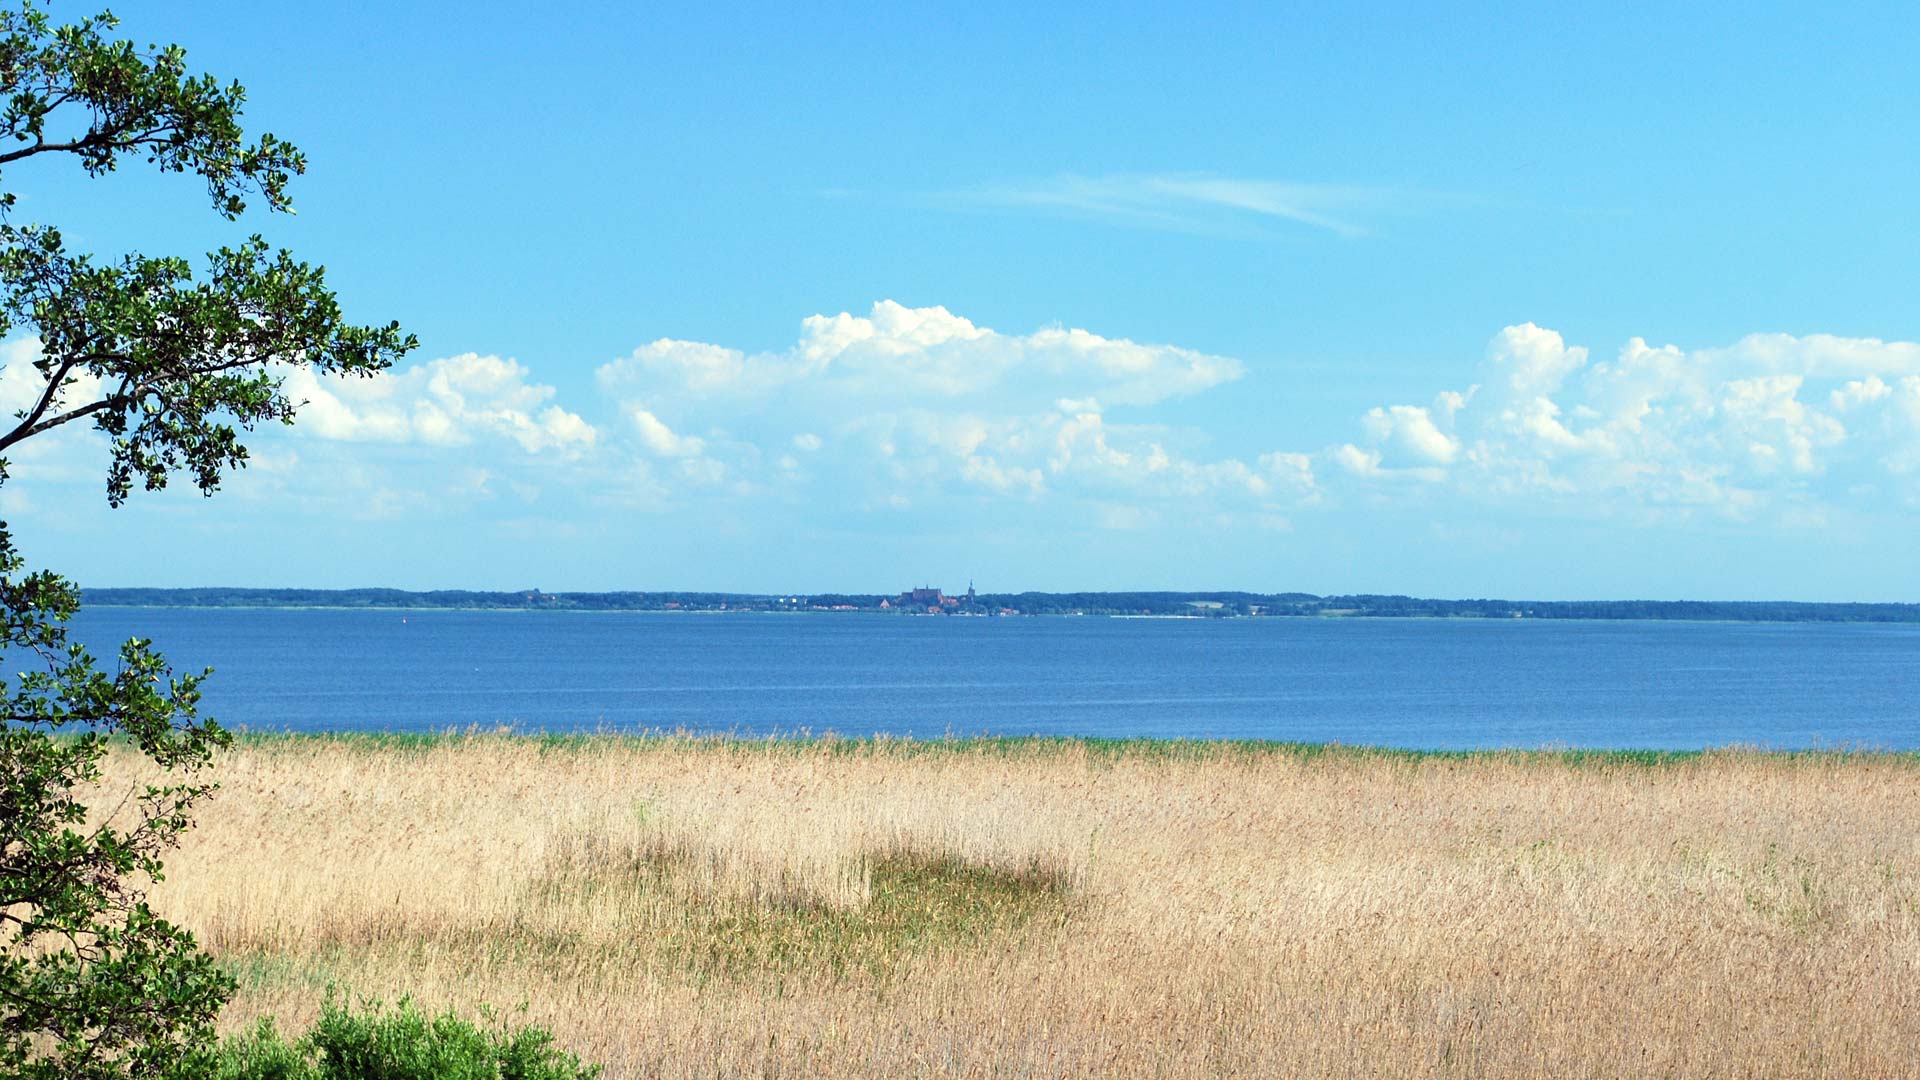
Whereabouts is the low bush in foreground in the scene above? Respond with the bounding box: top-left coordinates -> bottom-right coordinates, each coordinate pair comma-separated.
204,996 -> 599,1080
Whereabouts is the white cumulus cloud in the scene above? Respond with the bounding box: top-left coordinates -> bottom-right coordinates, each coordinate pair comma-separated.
628,408 -> 706,458
285,354 -> 596,455
1331,325 -> 1920,514
597,300 -> 1242,410
592,301 -> 1276,512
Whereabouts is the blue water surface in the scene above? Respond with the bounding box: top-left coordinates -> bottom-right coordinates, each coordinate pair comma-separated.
55,609 -> 1920,750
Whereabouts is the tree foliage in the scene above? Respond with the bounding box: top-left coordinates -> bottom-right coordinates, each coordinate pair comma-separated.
0,536 -> 231,1079
0,4 -> 412,1076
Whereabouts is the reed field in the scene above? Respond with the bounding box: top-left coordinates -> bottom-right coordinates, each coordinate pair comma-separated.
97,734 -> 1920,1078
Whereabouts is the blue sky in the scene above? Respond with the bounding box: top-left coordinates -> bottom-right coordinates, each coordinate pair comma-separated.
4,1 -> 1919,598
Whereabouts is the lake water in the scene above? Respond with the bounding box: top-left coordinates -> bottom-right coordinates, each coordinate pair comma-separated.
56,608 -> 1920,750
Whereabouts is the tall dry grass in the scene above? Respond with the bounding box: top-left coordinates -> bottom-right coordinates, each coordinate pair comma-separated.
98,735 -> 1920,1078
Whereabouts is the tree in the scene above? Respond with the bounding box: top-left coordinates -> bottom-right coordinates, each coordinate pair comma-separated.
0,5 -> 413,1077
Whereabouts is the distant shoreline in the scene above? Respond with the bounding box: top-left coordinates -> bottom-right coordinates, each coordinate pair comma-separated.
75,587 -> 1920,624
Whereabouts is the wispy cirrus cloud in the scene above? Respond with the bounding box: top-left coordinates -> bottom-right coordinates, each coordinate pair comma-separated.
930,173 -> 1419,238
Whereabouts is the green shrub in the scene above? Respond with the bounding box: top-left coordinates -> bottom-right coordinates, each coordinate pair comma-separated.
207,1020 -> 318,1080
203,997 -> 599,1080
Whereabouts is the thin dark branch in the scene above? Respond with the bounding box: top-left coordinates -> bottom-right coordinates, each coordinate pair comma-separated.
0,132 -> 105,164
0,355 -> 84,448
0,118 -> 181,166
0,395 -> 117,450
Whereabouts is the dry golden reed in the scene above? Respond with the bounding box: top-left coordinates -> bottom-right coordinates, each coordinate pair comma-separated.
98,734 -> 1920,1078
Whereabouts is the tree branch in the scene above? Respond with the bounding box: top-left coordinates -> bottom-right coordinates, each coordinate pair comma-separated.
0,395 -> 116,452
0,118 -> 185,166
0,354 -> 82,446
0,131 -> 108,165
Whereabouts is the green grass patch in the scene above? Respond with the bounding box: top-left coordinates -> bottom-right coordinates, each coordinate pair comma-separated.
528,839 -> 1080,987
223,950 -> 342,995
659,848 -> 1079,984
223,728 -> 1920,770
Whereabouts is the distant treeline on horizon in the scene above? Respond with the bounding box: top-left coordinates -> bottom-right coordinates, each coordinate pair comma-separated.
76,587 -> 1920,623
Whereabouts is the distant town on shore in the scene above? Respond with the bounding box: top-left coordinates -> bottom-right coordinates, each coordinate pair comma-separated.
77,584 -> 1920,623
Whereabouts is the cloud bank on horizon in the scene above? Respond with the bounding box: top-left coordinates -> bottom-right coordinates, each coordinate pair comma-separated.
5,304 -> 1920,537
